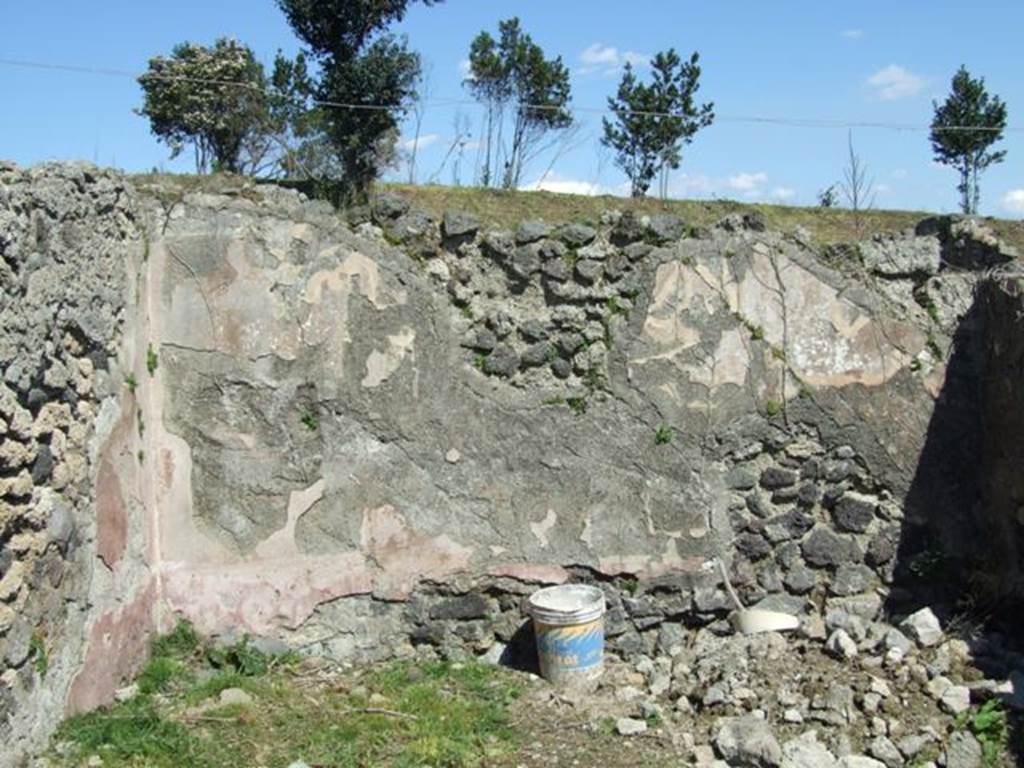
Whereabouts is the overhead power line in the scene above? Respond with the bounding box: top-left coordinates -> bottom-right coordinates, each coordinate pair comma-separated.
0,55 -> 1019,134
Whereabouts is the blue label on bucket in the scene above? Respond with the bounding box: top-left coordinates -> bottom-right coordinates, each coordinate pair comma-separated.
535,618 -> 604,672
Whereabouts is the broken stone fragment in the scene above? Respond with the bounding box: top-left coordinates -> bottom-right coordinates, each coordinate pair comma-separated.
0,470 -> 33,500
441,210 -> 479,239
828,564 -> 874,597
760,467 -> 798,489
31,445 -> 54,485
615,717 -> 647,736
900,607 -> 943,647
218,687 -> 254,706
515,219 -> 549,244
462,328 -> 497,352
541,257 -> 571,281
557,332 -> 585,356
943,731 -> 982,768
783,566 -> 816,595
781,730 -> 838,768
537,238 -> 566,261
483,230 -> 515,260
647,214 -> 685,244
519,319 -> 549,342
714,715 -> 782,767
520,342 -> 554,368
0,439 -> 36,468
865,528 -> 898,567
826,629 -> 859,660
509,245 -> 541,279
574,259 -> 603,284
555,222 -> 597,248
550,358 -> 572,380
487,311 -> 516,338
575,241 -> 614,262
603,252 -> 629,281
859,234 -> 941,277
736,532 -> 772,561
833,492 -> 878,533
2,619 -> 32,667
482,345 -> 519,378
726,467 -> 758,491
623,242 -> 653,262
837,758 -> 887,768
370,192 -> 409,220
802,527 -> 862,568
866,737 -> 902,768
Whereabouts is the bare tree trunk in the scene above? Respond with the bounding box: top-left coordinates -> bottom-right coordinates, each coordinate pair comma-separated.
408,110 -> 424,184
959,160 -> 971,214
841,130 -> 876,233
407,64 -> 432,185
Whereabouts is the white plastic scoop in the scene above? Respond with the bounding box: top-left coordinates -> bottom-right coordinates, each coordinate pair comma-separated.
717,559 -> 800,635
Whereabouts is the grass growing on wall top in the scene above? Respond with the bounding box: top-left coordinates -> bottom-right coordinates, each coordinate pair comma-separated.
128,172 -> 1024,254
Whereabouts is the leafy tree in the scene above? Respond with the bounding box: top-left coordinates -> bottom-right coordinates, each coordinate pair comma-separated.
260,50 -> 340,180
465,18 -> 573,189
137,38 -> 269,173
276,0 -> 441,199
817,184 -> 839,208
930,65 -> 1008,215
601,50 -> 713,198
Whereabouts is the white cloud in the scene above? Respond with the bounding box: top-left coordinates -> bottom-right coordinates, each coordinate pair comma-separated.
867,64 -> 926,100
670,171 -> 795,203
520,172 -> 608,197
1004,189 -> 1024,215
841,29 -> 864,40
401,133 -> 439,152
458,59 -> 472,80
579,43 -> 649,75
673,174 -> 717,196
726,172 -> 768,192
581,43 -> 620,68
891,169 -> 908,179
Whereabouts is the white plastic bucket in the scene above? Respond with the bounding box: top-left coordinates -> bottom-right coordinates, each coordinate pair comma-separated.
528,584 -> 606,686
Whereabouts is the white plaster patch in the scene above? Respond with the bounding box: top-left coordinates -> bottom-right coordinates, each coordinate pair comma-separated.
530,509 -> 558,549
684,327 -> 750,389
641,262 -> 711,349
254,479 -> 325,559
580,513 -> 594,548
361,327 -> 416,388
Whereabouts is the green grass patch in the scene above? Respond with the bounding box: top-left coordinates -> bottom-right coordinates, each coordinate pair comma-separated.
654,424 -> 675,445
51,655 -> 524,768
566,396 -> 588,415
128,173 -> 1024,255
152,620 -> 200,659
30,631 -> 48,677
137,657 -> 190,696
146,344 -> 159,377
300,409 -> 319,432
956,700 -> 1010,767
56,699 -> 194,765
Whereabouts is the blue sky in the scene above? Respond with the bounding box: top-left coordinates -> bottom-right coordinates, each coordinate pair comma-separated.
3,1 -> 1022,216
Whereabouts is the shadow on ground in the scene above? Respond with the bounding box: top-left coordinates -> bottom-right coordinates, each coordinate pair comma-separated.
888,279 -> 1024,761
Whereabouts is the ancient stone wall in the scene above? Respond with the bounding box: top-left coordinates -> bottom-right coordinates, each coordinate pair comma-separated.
0,163 -> 151,765
1,163 -> 1021,763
